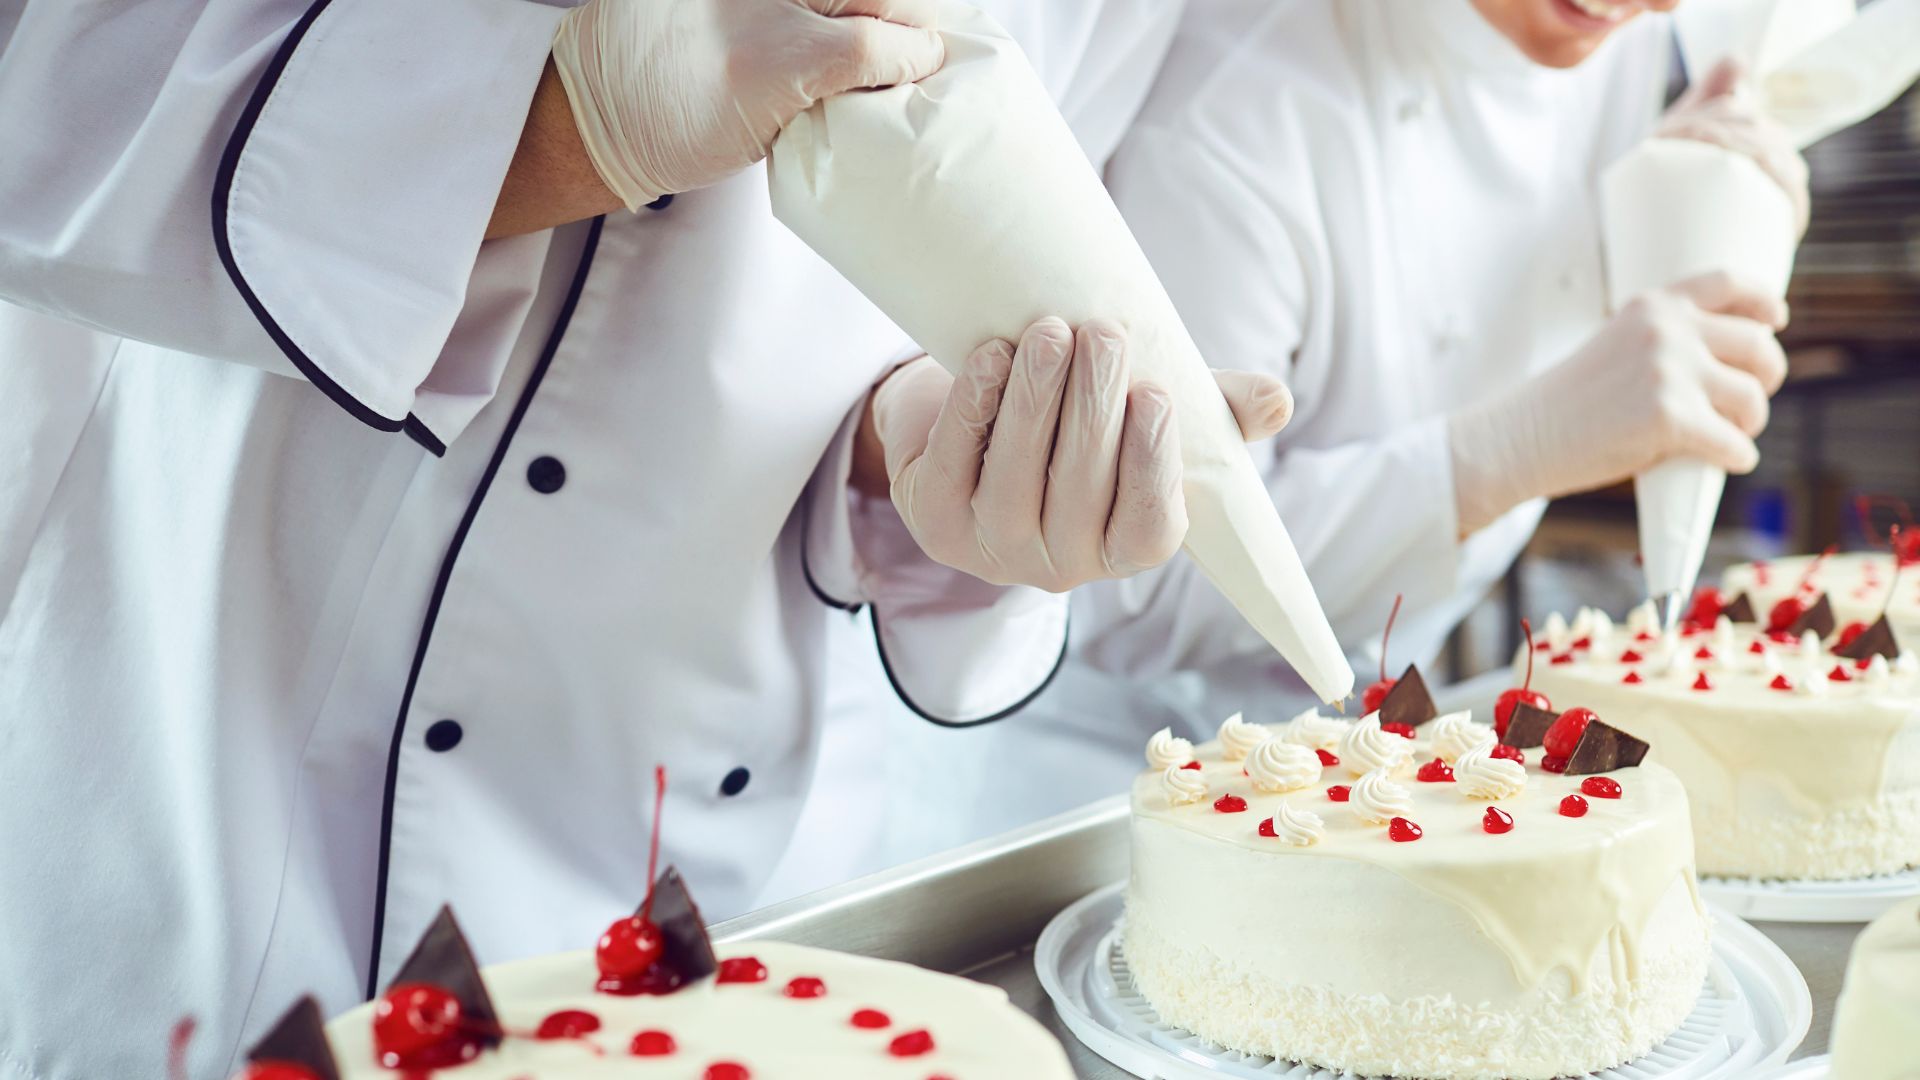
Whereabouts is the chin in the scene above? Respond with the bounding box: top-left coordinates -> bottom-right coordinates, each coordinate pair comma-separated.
1475,0 -> 1655,69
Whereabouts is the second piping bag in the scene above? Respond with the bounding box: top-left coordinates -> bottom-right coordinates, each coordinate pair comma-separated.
766,1 -> 1353,704
1605,0 -> 1920,629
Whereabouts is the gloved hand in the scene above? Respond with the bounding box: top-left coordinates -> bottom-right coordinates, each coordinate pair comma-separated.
1448,270 -> 1789,533
1658,58 -> 1812,236
859,318 -> 1294,592
552,0 -> 946,209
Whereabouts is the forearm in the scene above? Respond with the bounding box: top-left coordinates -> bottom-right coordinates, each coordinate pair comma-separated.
487,60 -> 623,240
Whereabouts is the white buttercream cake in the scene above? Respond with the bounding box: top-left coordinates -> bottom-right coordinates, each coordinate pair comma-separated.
1124,709 -> 1710,1079
1829,897 -> 1920,1080
1723,551 -> 1920,648
1521,602 -> 1920,880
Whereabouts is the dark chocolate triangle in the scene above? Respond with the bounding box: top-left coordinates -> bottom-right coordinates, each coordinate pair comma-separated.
1564,718 -> 1650,776
1788,593 -> 1837,640
387,906 -> 500,1046
637,866 -> 718,987
1377,664 -> 1438,728
1501,702 -> 1558,749
246,997 -> 340,1080
1835,614 -> 1901,662
1721,593 -> 1756,623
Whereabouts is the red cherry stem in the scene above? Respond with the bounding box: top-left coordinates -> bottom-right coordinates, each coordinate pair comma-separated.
167,1018 -> 195,1080
1885,525 -> 1906,616
1379,593 -> 1403,683
1520,618 -> 1535,692
642,765 -> 667,923
1796,543 -> 1837,595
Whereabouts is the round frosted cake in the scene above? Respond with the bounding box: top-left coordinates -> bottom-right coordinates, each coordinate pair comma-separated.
1124,707 -> 1710,1079
1521,603 -> 1920,879
319,938 -> 1071,1079
1723,552 -> 1920,647
1829,897 -> 1920,1080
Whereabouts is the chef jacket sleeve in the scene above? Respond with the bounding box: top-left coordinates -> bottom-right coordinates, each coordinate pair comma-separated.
0,0 -> 565,442
1080,122 -> 1506,676
802,395 -> 1071,726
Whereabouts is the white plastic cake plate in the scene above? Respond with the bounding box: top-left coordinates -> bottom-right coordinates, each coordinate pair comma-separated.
1700,867 -> 1920,923
1753,1054 -> 1831,1079
1035,883 -> 1811,1080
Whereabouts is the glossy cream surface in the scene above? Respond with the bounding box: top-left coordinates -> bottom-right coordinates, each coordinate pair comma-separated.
328,940 -> 1073,1078
1830,897 -> 1920,1080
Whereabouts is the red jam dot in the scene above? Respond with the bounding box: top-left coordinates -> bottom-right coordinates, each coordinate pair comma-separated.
1213,794 -> 1248,813
1388,817 -> 1423,842
704,1064 -> 751,1080
784,977 -> 827,999
1541,754 -> 1568,774
1179,761 -> 1202,771
1691,671 -> 1713,691
631,1030 -> 677,1057
1560,794 -> 1589,818
1856,656 -> 1874,671
1257,817 -> 1277,838
1535,639 -> 1554,651
238,1067 -> 321,1080
1618,648 -> 1644,663
1416,759 -> 1454,783
1581,776 -> 1623,799
1482,807 -> 1514,834
1748,639 -> 1767,654
1829,664 -> 1853,683
1315,748 -> 1339,767
1491,744 -> 1524,764
889,1030 -> 936,1057
851,1009 -> 891,1030
1549,653 -> 1575,665
1327,785 -> 1351,802
1770,674 -> 1795,692
1381,722 -> 1417,739
1571,636 -> 1593,650
536,1010 -> 602,1039
717,957 -> 769,984
1635,629 -> 1657,642
1693,645 -> 1714,660
372,984 -> 465,1070
1622,671 -> 1643,685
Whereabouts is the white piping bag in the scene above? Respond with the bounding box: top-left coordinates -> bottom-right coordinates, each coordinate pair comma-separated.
1604,0 -> 1920,629
768,2 -> 1353,703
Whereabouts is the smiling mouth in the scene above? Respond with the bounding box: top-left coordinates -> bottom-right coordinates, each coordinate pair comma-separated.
1565,0 -> 1634,22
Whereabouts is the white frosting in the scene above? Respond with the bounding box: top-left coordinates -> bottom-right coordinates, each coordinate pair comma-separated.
1246,738 -> 1321,794
1337,712 -> 1413,777
1161,764 -> 1208,806
1350,767 -> 1412,825
1216,712 -> 1268,762
1268,800 -> 1325,847
1456,743 -> 1528,801
327,940 -> 1074,1078
1429,711 -> 1494,762
1526,606 -> 1920,879
1628,598 -> 1660,636
1282,708 -> 1351,750
1829,897 -> 1920,1079
1544,611 -> 1571,651
1128,736 -> 1709,1078
1145,726 -> 1194,770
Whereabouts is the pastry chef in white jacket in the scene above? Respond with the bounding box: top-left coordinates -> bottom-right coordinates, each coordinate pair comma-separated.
0,1 -> 1280,1076
868,0 -> 1808,852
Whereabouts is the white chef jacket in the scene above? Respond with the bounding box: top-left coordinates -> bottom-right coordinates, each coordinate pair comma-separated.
856,0 -> 1675,856
0,2 -> 1174,1077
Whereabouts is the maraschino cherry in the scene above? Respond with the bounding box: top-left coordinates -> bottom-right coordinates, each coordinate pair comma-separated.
372,983 -> 468,1070
1682,586 -> 1724,632
597,766 -> 671,992
236,1066 -> 321,1080
1361,594 -> 1404,714
1495,618 -> 1551,738
1768,544 -> 1837,632
1542,707 -> 1596,760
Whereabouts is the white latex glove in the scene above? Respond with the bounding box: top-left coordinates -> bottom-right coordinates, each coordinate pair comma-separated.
552,0 -> 946,209
1449,271 -> 1789,533
869,317 -> 1293,593
1659,58 -> 1812,236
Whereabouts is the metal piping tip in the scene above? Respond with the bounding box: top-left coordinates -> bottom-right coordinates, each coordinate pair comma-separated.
1658,590 -> 1687,635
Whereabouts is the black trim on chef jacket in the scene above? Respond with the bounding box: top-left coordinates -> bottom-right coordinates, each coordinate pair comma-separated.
213,0 -> 448,458
363,215 -> 607,1001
